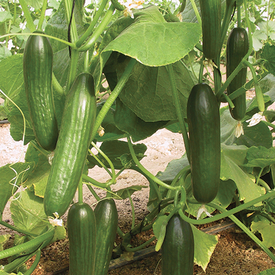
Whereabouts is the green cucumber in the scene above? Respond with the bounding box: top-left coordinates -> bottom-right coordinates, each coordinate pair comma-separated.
226,27 -> 249,121
199,0 -> 222,60
94,198 -> 118,275
23,32 -> 58,151
67,202 -> 96,275
44,73 -> 96,217
187,83 -> 220,204
161,214 -> 194,275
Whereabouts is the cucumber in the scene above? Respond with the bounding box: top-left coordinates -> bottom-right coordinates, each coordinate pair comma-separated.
67,202 -> 96,275
94,198 -> 118,275
23,32 -> 58,151
187,83 -> 220,204
199,0 -> 222,60
161,214 -> 194,275
226,27 -> 249,121
44,73 -> 96,217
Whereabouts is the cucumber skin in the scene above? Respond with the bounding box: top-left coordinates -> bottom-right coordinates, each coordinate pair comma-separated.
94,199 -> 118,275
161,214 -> 194,275
67,202 -> 96,275
199,0 -> 221,60
226,27 -> 249,121
23,32 -> 58,151
44,73 -> 96,217
187,83 -> 220,204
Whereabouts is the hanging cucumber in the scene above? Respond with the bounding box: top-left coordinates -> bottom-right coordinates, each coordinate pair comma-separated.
23,32 -> 58,151
44,73 -> 96,217
199,0 -> 222,60
67,202 -> 96,275
94,198 -> 118,275
161,213 -> 194,275
187,83 -> 220,204
226,27 -> 249,121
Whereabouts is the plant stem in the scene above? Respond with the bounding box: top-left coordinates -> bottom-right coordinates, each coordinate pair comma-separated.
24,249 -> 41,275
64,0 -> 78,43
0,228 -> 54,260
128,190 -> 136,230
82,174 -> 108,189
52,73 -> 64,96
0,220 -> 37,237
37,0 -> 48,31
189,0 -> 201,26
19,0 -> 36,32
127,136 -> 180,191
124,236 -> 156,252
167,64 -> 190,161
76,0 -> 109,48
86,184 -> 101,201
79,4 -> 115,52
66,49 -> 79,93
78,177 -> 83,203
91,58 -> 137,140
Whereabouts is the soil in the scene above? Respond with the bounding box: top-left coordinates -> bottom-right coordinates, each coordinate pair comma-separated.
1,95 -> 275,274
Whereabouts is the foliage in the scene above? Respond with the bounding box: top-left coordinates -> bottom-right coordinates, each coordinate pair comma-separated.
0,0 -> 275,274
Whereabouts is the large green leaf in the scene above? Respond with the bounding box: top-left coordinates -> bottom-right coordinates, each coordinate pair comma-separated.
221,149 -> 265,203
10,189 -> 49,236
257,268 -> 275,275
245,146 -> 275,169
118,60 -> 196,122
192,225 -> 218,271
102,6 -> 201,66
0,162 -> 34,215
261,43 -> 275,76
114,97 -> 168,141
24,142 -> 51,198
25,0 -> 43,10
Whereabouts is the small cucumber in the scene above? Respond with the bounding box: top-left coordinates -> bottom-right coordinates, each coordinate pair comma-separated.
226,27 -> 249,121
187,83 -> 220,204
161,214 -> 194,275
23,32 -> 58,151
67,202 -> 96,275
94,198 -> 118,275
199,0 -> 222,60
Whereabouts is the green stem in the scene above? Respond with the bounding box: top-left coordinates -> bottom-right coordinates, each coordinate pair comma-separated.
79,4 -> 115,52
88,149 -> 112,177
82,174 -> 108,189
167,64 -> 190,161
212,203 -> 275,263
91,58 -> 137,140
258,178 -> 271,191
24,249 -> 41,275
78,177 -> 83,203
128,191 -> 136,230
64,0 -> 78,43
91,141 -> 116,183
76,0 -> 109,48
3,253 -> 35,273
237,5 -> 241,28
124,236 -> 156,252
66,49 -> 79,93
37,0 -> 48,31
179,189 -> 275,225
243,60 -> 265,112
52,73 -> 64,96
84,50 -> 89,72
0,229 -> 54,260
19,0 -> 36,32
127,136 -> 180,191
86,184 -> 101,201
0,220 -> 37,237
189,0 -> 201,26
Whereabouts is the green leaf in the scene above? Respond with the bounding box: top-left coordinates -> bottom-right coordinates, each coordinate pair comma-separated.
0,162 -> 34,215
114,97 -> 168,142
118,60 -> 196,122
89,140 -> 147,169
24,142 -> 51,198
261,43 -> 275,76
0,46 -> 11,61
0,54 -> 34,143
153,215 -> 168,251
0,234 -> 11,252
0,11 -> 13,23
191,225 -> 218,271
102,6 -> 201,66
251,218 -> 275,250
180,0 -> 200,23
245,146 -> 275,169
221,149 -> 265,203
25,0 -> 44,10
113,185 -> 148,200
257,268 -> 275,275
10,189 -> 49,236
